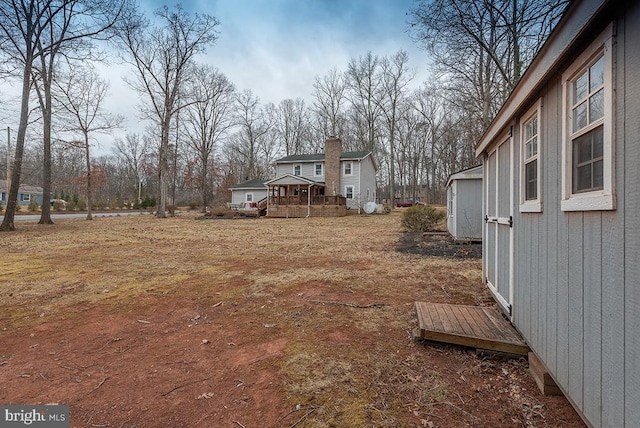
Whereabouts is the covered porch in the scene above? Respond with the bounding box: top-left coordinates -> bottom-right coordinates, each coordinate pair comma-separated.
265,174 -> 347,218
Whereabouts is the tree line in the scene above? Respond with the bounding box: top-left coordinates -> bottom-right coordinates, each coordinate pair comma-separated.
0,0 -> 566,230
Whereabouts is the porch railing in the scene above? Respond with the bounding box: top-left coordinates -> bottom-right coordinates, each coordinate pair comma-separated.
268,195 -> 346,206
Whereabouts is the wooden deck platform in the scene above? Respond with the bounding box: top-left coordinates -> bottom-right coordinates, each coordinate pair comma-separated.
414,302 -> 529,355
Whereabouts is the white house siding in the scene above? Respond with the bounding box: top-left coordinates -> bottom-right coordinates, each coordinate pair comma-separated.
231,188 -> 267,206
489,4 -> 639,427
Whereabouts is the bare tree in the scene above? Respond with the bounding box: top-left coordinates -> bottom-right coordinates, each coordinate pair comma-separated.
344,51 -> 383,153
312,68 -> 347,139
113,132 -> 151,204
182,64 -> 235,212
0,0 -> 130,231
54,63 -> 122,219
229,90 -> 271,181
375,50 -> 414,206
270,98 -> 309,156
409,0 -> 567,128
118,5 -> 220,218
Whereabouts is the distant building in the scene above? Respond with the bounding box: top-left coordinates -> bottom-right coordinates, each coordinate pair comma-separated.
0,180 -> 44,207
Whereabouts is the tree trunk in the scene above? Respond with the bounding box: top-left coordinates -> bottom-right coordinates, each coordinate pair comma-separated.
85,130 -> 93,220
0,59 -> 32,232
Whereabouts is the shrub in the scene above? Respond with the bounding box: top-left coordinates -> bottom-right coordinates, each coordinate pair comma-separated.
401,205 -> 445,232
76,198 -> 87,211
0,201 -> 4,212
28,198 -> 39,211
53,201 -> 65,211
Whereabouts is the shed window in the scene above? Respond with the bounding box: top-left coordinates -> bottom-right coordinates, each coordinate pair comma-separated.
293,164 -> 301,176
519,99 -> 542,212
246,193 -> 253,203
21,193 -> 30,202
561,25 -> 614,211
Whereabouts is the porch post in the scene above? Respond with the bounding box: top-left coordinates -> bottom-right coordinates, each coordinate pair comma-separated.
307,184 -> 312,217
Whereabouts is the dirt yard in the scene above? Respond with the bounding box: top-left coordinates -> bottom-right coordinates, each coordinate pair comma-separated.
0,210 -> 583,427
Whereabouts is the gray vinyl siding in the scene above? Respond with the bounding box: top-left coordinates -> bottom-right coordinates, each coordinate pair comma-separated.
448,179 -> 482,241
276,163 -> 319,179
342,156 -> 376,208
506,7 -> 638,427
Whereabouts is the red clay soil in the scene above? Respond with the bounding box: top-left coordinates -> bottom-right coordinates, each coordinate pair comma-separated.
0,215 -> 584,428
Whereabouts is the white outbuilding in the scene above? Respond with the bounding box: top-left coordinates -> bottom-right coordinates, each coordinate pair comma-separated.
445,165 -> 483,242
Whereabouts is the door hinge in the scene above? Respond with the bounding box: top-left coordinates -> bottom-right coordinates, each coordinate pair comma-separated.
509,216 -> 513,227
484,215 -> 488,223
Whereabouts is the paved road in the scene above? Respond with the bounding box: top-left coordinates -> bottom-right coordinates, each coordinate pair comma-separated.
0,212 -> 152,221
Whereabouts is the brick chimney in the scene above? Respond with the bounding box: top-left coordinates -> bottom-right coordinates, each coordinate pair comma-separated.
324,136 -> 342,196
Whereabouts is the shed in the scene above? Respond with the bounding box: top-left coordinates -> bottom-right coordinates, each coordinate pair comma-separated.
475,1 -> 640,426
446,165 -> 482,241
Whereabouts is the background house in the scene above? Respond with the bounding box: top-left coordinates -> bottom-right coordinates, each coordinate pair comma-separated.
446,165 -> 482,242
272,137 -> 377,211
0,179 -> 44,207
231,137 -> 377,218
475,1 -> 639,426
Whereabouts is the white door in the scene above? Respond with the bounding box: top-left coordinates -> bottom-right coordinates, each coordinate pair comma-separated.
484,132 -> 514,317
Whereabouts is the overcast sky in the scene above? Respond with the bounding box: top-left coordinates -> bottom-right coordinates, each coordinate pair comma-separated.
2,0 -> 431,154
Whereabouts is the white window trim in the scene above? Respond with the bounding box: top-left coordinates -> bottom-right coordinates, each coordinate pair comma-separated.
21,193 -> 31,202
343,161 -> 353,176
246,193 -> 253,203
314,163 -> 323,177
519,98 -> 543,213
561,24 -> 615,211
345,185 -> 354,199
293,164 -> 301,176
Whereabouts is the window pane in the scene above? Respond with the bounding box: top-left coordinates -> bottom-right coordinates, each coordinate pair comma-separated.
525,160 -> 537,200
574,164 -> 592,193
593,126 -> 603,158
572,126 -> 604,193
593,160 -> 603,189
590,56 -> 604,91
574,133 -> 593,164
589,89 -> 604,122
574,71 -> 588,104
573,102 -> 587,132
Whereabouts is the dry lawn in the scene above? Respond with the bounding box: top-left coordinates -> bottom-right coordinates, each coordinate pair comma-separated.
0,210 -> 583,427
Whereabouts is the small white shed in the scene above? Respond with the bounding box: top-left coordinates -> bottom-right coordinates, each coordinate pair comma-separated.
446,165 -> 483,241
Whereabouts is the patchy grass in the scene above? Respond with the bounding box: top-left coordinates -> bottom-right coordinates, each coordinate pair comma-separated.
0,211 -> 583,427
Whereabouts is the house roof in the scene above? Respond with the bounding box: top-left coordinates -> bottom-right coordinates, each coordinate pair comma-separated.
0,179 -> 43,194
275,151 -> 372,164
228,179 -> 268,190
446,164 -> 483,188
475,0 -> 608,156
264,174 -> 324,187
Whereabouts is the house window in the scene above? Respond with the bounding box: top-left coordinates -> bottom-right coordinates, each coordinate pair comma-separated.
246,193 -> 253,203
519,99 -> 542,212
345,185 -> 354,199
314,163 -> 323,177
1,192 -> 5,202
344,162 -> 352,176
21,193 -> 30,202
561,25 -> 614,211
293,164 -> 301,176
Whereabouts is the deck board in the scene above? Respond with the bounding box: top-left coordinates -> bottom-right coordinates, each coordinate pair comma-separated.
414,302 -> 529,355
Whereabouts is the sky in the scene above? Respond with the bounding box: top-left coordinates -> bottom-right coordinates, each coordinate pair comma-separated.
2,0 -> 432,155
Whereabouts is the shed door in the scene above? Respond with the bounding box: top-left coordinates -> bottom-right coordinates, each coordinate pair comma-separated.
485,133 -> 514,317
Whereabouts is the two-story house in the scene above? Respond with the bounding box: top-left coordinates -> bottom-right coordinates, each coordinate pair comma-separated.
229,137 -> 377,217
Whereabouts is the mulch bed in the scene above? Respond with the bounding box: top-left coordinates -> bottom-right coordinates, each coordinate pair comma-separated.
397,231 -> 482,258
